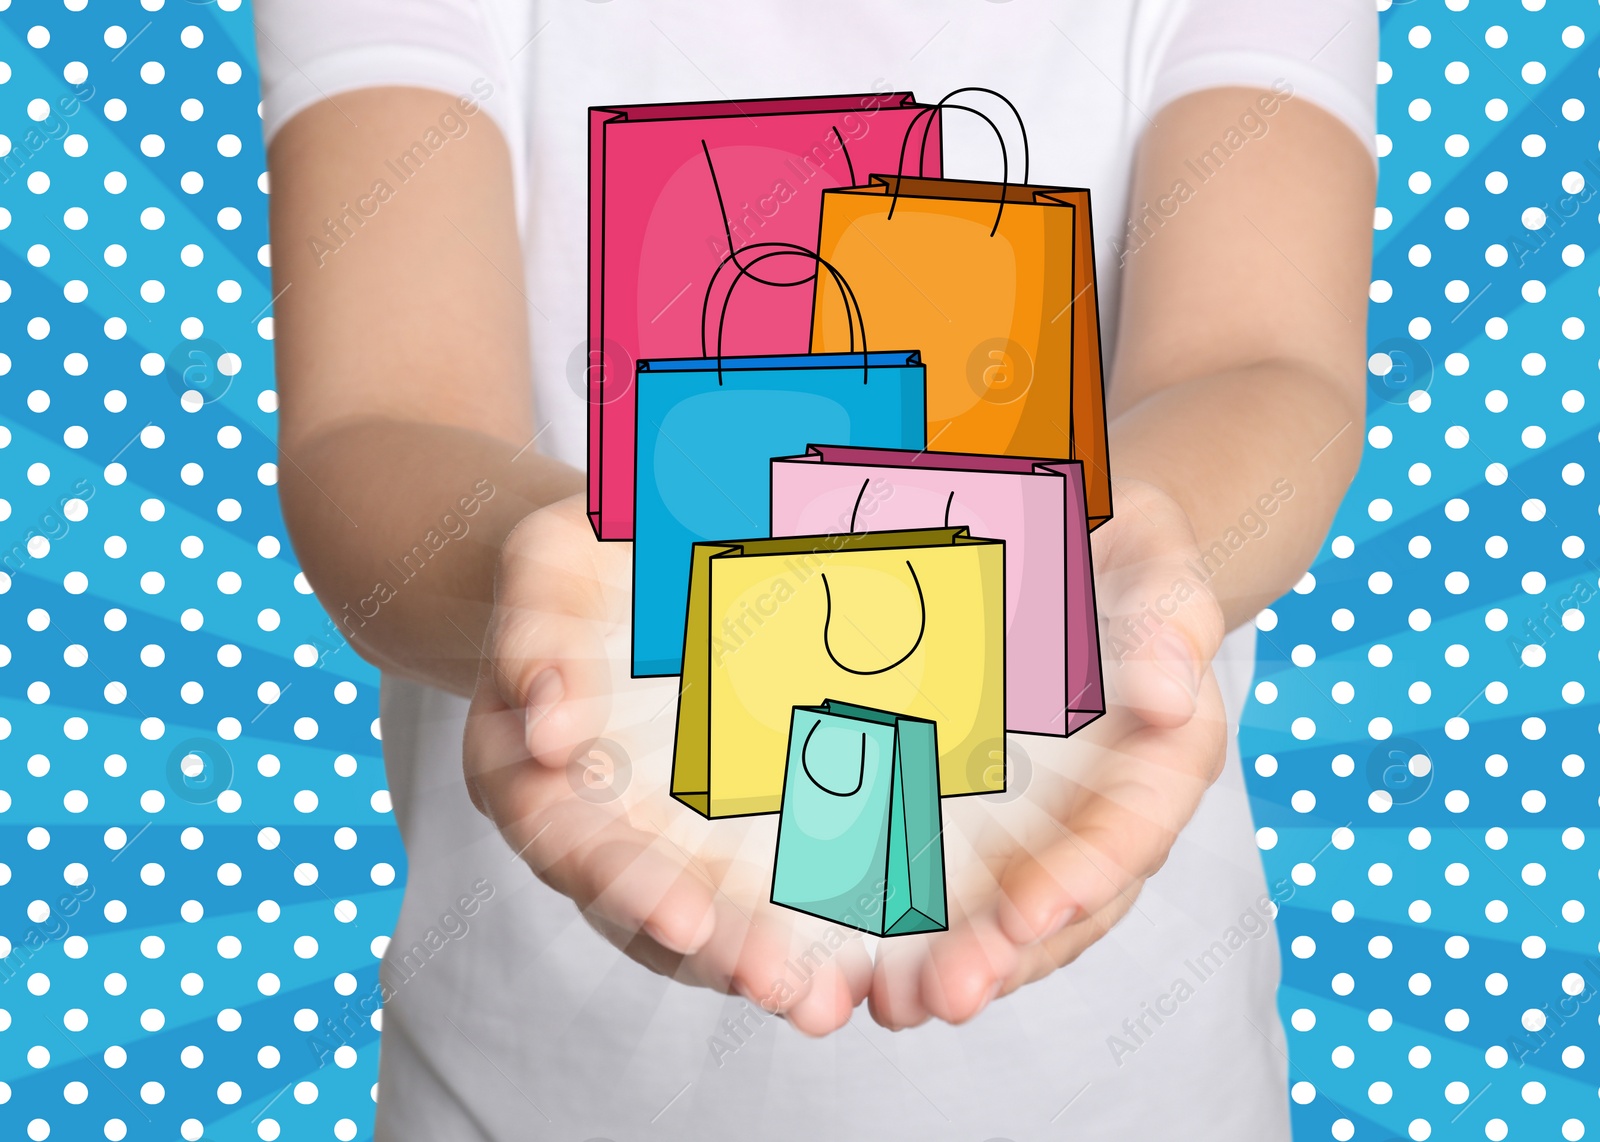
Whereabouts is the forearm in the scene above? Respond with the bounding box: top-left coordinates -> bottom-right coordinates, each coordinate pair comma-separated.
1107,358 -> 1363,631
264,87 -> 581,695
1104,90 -> 1373,634
281,417 -> 582,696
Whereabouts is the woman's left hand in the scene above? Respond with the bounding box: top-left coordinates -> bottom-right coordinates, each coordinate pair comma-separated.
867,478 -> 1231,1028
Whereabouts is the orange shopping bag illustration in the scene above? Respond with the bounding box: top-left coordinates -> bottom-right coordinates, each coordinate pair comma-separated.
811,89 -> 1111,525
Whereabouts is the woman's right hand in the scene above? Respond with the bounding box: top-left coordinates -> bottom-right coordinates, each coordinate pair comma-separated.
264,83 -> 867,1034
462,494 -> 873,1034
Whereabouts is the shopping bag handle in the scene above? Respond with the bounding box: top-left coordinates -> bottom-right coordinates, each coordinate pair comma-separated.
821,560 -> 926,674
700,138 -> 860,291
799,720 -> 868,798
702,243 -> 871,386
844,480 -> 956,533
698,141 -> 874,383
890,87 -> 1032,237
697,142 -> 872,384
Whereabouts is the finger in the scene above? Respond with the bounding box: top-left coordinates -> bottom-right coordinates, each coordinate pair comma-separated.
870,805 -> 1021,1028
474,675 -> 845,1025
577,829 -> 867,1033
530,798 -> 718,957
580,839 -> 720,955
534,808 -> 719,956
784,934 -> 873,1036
678,897 -> 818,1016
1000,892 -> 1137,996
462,678 -> 545,820
915,912 -> 1018,1025
488,513 -> 625,766
996,692 -> 1225,945
592,915 -> 688,976
868,937 -> 934,1031
1094,485 -> 1227,728
464,685 -> 716,956
587,869 -> 863,1031
498,607 -> 616,769
645,812 -> 870,1032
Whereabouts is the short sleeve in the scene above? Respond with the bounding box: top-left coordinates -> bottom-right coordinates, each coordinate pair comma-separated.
1148,0 -> 1378,160
253,0 -> 520,151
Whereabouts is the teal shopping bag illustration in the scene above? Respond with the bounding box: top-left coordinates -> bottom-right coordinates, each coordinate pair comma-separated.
771,701 -> 947,936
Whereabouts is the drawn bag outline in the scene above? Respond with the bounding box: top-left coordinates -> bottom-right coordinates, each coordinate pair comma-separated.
809,88 -> 1113,525
586,92 -> 944,539
771,443 -> 1104,736
630,243 -> 926,676
770,700 -> 948,936
671,526 -> 1004,818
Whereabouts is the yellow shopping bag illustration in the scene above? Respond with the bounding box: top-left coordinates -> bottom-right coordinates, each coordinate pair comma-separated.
672,527 -> 1004,818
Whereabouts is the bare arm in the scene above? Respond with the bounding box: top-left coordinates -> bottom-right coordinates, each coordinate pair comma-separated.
878,88 -> 1376,1026
267,86 -> 581,697
267,82 -> 1376,1035
268,87 -> 866,1030
1108,87 -> 1374,631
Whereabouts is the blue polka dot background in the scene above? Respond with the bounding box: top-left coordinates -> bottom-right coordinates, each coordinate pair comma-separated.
0,3 -> 399,1139
1241,2 -> 1600,1140
0,1 -> 1594,1140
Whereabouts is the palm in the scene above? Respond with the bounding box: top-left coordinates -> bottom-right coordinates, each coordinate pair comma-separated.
464,482 -> 1226,1035
462,495 -> 871,1033
869,479 -> 1228,1025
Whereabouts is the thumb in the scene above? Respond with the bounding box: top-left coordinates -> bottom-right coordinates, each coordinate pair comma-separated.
1094,489 -> 1226,728
492,605 -> 614,769
486,506 -> 619,768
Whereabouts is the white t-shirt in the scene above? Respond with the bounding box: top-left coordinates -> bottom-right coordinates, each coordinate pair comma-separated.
255,4 -> 1375,1138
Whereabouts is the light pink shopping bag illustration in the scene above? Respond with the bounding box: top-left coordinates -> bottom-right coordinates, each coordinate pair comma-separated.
771,445 -> 1103,736
587,93 -> 943,539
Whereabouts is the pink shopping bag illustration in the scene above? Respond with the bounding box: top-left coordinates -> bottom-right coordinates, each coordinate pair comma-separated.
587,93 -> 942,539
771,445 -> 1103,736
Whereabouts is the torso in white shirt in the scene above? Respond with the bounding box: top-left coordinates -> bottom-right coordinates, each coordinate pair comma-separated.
254,2 -> 1375,1137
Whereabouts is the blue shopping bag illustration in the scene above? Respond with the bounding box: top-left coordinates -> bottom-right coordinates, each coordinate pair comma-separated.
631,245 -> 926,676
